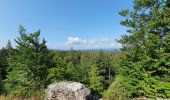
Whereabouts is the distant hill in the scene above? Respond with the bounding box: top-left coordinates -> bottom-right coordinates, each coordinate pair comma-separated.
82,48 -> 120,52
51,48 -> 121,52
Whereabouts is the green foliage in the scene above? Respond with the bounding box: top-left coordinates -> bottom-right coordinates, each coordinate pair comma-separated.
103,76 -> 128,100
91,50 -> 115,90
0,1 -> 169,99
88,64 -> 104,95
0,41 -> 13,95
118,0 -> 170,98
0,77 -> 5,95
66,62 -> 80,81
79,52 -> 92,84
47,67 -> 65,83
5,26 -> 54,97
47,50 -> 117,97
0,25 -> 120,98
0,44 -> 11,80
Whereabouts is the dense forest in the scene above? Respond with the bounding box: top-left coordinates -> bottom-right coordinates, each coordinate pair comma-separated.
0,26 -> 122,99
0,0 -> 170,99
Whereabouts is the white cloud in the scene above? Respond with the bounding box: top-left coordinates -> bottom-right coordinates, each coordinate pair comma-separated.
66,37 -> 97,45
66,37 -> 82,45
65,36 -> 122,49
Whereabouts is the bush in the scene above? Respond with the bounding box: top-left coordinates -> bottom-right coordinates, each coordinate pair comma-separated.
103,75 -> 128,100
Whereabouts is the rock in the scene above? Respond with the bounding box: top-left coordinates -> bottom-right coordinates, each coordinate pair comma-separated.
45,81 -> 91,100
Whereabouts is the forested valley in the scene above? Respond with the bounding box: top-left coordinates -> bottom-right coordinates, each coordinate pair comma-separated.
0,0 -> 170,100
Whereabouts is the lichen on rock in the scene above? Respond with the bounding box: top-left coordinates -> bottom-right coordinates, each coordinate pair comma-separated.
45,81 -> 91,100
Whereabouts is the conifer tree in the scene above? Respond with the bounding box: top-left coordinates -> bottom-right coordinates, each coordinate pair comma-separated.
6,40 -> 12,51
0,77 -> 4,95
0,48 -> 8,80
88,64 -> 104,96
118,0 -> 170,98
5,26 -> 53,96
66,62 -> 80,81
93,51 -> 113,90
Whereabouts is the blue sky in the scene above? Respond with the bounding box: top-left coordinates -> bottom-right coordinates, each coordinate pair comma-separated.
0,0 -> 133,50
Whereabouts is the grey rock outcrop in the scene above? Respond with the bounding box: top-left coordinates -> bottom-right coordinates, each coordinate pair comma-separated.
45,81 -> 91,100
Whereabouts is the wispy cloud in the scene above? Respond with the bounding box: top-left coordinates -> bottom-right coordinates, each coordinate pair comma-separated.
65,36 -> 121,49
66,37 -> 114,45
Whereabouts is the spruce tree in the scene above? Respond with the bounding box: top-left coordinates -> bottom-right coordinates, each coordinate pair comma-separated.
93,50 -> 113,90
0,48 -> 8,80
118,0 -> 170,98
88,64 -> 104,96
5,26 -> 53,96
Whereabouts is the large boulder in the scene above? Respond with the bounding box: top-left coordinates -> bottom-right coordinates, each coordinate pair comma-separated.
45,82 -> 91,100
